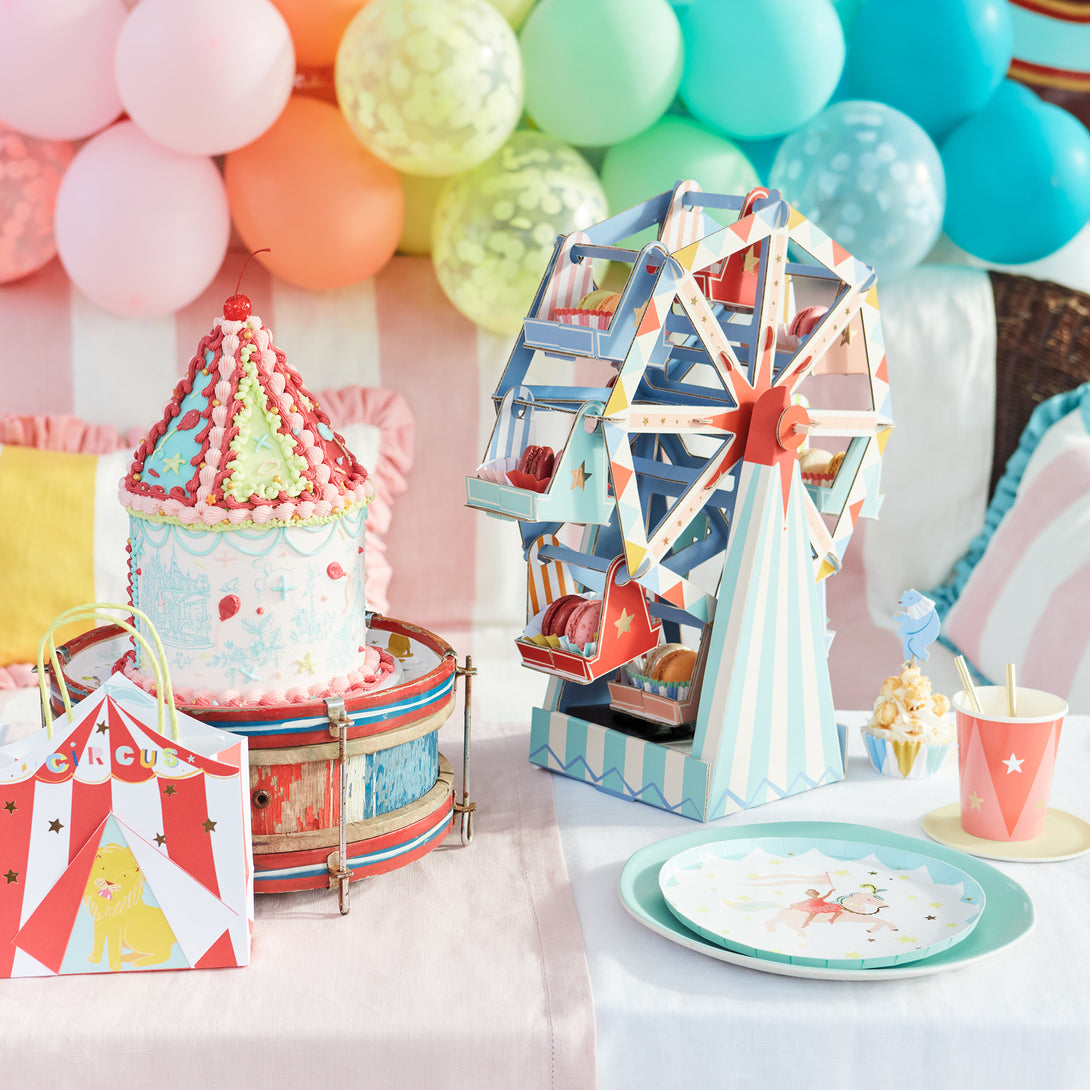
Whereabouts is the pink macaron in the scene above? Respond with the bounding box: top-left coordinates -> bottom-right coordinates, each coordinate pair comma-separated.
564,598 -> 601,650
541,594 -> 583,638
789,305 -> 827,338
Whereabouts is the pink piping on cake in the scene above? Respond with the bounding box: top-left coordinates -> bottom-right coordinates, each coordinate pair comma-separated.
119,645 -> 398,708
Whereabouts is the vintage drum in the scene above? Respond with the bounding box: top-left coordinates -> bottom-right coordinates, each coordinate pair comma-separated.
50,616 -> 474,911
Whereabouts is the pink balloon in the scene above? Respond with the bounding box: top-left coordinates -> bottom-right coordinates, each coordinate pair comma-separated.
115,0 -> 295,155
0,124 -> 76,283
0,0 -> 125,141
54,122 -> 230,318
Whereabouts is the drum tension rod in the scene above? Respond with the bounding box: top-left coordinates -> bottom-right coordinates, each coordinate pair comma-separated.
325,695 -> 352,916
453,655 -> 477,846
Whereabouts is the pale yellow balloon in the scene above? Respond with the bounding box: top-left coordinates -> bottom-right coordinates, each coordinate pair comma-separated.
397,171 -> 450,254
432,131 -> 609,336
484,0 -> 535,29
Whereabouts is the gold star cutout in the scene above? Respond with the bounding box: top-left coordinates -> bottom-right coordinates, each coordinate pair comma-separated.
47,819 -> 63,834
297,652 -> 317,675
897,935 -> 918,944
840,323 -> 855,346
161,452 -> 186,474
4,869 -> 17,884
154,833 -> 167,847
96,720 -> 108,734
570,461 -> 591,491
742,248 -> 759,273
3,801 -> 15,814
614,609 -> 633,636
201,818 -> 217,834
968,792 -> 983,810
163,784 -> 177,797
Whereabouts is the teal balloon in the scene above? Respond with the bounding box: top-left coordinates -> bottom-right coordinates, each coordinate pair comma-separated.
600,115 -> 759,248
843,0 -> 1012,142
431,131 -> 608,335
679,0 -> 844,140
519,0 -> 683,147
769,101 -> 945,282
942,81 -> 1090,265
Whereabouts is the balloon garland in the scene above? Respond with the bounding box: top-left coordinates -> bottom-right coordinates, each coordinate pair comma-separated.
0,0 -> 1087,318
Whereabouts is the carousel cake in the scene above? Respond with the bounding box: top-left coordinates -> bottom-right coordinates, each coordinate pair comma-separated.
119,287 -> 395,706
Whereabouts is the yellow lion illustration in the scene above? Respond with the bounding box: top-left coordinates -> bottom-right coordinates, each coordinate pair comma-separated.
82,843 -> 177,971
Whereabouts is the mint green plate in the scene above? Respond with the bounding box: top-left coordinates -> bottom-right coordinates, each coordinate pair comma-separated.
620,821 -> 1034,981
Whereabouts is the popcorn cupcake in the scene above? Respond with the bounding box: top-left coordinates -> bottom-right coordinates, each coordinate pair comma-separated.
862,591 -> 956,779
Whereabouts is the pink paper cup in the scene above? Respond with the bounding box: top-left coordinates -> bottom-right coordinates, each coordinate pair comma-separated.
953,686 -> 1067,842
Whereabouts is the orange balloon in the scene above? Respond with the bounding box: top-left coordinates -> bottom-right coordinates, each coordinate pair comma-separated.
225,96 -> 403,290
269,0 -> 370,68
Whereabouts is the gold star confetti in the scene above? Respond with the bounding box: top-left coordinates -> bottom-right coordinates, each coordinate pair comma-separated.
202,818 -> 217,834
3,801 -> 15,814
840,323 -> 854,346
4,869 -> 17,884
742,248 -> 759,274
96,720 -> 108,734
163,784 -> 177,797
155,833 -> 167,847
47,819 -> 63,833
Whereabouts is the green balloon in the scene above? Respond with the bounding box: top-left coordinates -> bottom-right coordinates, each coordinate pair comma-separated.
519,0 -> 683,147
600,114 -> 760,250
432,131 -> 608,335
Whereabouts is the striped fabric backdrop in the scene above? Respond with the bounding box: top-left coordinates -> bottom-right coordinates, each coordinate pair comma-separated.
0,252 -> 517,636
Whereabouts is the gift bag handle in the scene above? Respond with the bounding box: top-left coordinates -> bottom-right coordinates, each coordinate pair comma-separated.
37,603 -> 179,741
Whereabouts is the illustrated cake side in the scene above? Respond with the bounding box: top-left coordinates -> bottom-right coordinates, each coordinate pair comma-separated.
119,291 -> 395,706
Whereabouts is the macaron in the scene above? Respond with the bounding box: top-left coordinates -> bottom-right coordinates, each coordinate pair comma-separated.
643,643 -> 697,684
789,305 -> 828,338
578,289 -> 620,314
541,594 -> 583,638
517,444 -> 555,482
564,598 -> 601,650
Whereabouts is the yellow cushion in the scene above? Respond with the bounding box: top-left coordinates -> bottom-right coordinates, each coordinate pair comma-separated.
0,445 -> 128,665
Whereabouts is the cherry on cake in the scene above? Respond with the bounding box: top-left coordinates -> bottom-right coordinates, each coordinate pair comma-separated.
119,289 -> 396,706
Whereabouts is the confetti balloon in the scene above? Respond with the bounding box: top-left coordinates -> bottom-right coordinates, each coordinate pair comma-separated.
54,122 -> 230,318
769,101 -> 945,282
0,124 -> 76,283
519,0 -> 683,147
335,0 -> 523,176
0,0 -> 125,141
431,131 -> 608,335
115,0 -> 296,156
942,81 -> 1090,264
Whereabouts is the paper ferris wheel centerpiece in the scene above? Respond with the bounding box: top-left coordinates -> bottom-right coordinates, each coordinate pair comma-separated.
466,181 -> 892,821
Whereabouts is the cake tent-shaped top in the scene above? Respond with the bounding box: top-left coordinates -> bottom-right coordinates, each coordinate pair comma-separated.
120,305 -> 372,527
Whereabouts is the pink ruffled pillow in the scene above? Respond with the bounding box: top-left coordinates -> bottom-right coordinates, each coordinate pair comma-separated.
0,390 -> 413,688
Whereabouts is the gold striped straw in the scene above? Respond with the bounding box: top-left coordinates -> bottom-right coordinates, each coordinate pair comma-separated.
956,655 -> 983,713
1006,663 -> 1017,717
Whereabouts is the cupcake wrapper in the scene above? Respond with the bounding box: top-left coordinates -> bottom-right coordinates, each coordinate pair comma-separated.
622,665 -> 690,702
861,730 -> 956,780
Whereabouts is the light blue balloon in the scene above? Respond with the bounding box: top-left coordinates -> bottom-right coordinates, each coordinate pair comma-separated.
942,80 -> 1090,264
679,0 -> 844,141
843,0 -> 1012,141
769,100 -> 945,282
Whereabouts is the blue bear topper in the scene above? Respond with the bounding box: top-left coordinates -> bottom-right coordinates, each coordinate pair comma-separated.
895,589 -> 940,663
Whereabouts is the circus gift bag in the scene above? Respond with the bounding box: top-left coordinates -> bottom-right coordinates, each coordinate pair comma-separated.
0,605 -> 253,978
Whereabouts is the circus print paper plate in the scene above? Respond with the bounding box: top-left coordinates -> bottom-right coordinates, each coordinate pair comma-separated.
658,834 -> 986,970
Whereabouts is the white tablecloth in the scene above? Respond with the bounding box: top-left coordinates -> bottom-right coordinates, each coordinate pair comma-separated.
555,712 -> 1089,1090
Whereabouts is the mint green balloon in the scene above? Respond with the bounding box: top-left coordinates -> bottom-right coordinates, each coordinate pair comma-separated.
336,0 -> 524,176
519,0 -> 683,147
432,131 -> 608,335
601,115 -> 760,249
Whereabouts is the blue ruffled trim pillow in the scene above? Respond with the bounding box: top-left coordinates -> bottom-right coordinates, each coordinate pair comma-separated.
929,383 -> 1090,708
